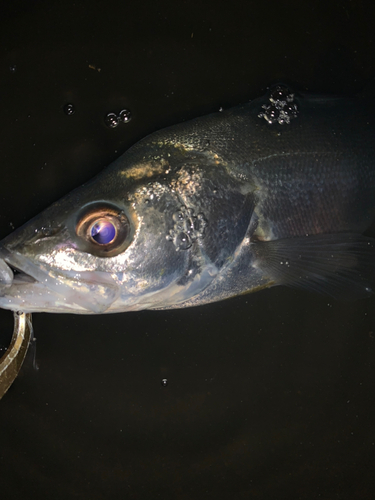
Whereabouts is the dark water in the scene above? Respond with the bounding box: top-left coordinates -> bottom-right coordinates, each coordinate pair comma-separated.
1,1 -> 375,498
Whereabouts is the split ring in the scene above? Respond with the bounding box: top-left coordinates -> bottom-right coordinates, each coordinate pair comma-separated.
0,312 -> 32,400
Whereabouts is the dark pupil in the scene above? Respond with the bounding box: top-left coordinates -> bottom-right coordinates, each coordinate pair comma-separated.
90,219 -> 116,244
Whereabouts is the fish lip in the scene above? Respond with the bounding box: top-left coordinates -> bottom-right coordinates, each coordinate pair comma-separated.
0,247 -> 120,314
0,248 -> 48,286
4,262 -> 36,285
0,249 -> 37,288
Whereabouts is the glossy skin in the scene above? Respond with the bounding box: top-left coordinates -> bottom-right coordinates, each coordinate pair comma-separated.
0,87 -> 374,313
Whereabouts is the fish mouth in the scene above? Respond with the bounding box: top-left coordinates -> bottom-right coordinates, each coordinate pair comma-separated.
0,247 -> 120,314
3,263 -> 36,285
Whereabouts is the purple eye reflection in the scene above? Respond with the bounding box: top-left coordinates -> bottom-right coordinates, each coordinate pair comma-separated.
90,218 -> 116,245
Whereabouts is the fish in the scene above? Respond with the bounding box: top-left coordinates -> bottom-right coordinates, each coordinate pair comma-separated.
0,84 -> 374,314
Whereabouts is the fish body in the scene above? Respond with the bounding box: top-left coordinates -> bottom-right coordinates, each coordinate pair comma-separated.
0,85 -> 375,314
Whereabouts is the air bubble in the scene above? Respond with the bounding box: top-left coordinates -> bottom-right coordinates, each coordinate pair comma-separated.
284,103 -> 296,114
119,109 -> 132,123
104,113 -> 120,128
9,65 -> 17,73
266,106 -> 279,121
105,109 -> 132,128
173,211 -> 185,222
161,378 -> 168,387
175,232 -> 192,250
270,86 -> 291,102
63,103 -> 76,116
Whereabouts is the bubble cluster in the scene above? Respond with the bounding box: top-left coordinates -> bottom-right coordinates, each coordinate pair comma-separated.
167,206 -> 208,251
104,109 -> 132,128
258,85 -> 298,125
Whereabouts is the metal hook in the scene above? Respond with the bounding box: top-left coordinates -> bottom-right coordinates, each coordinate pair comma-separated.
0,312 -> 32,400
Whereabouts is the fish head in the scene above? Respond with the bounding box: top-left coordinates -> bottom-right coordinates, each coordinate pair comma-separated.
0,143 -> 254,313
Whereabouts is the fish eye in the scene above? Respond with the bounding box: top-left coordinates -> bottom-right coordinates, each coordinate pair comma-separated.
75,204 -> 131,256
90,218 -> 117,245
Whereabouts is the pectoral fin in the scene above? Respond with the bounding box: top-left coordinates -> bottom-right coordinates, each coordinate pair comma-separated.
252,233 -> 375,300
